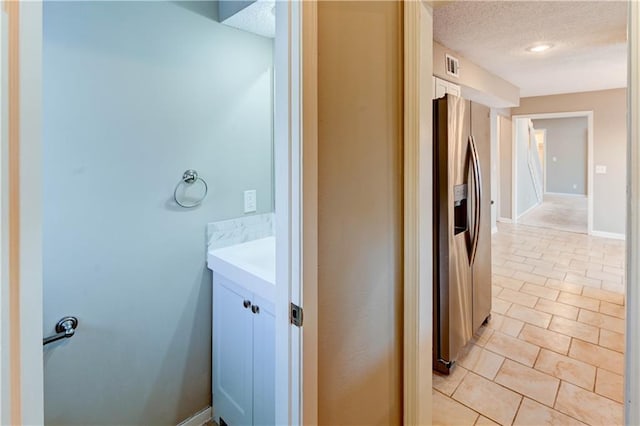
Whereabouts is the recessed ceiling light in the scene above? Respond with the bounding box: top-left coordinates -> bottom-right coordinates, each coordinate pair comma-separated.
527,44 -> 553,53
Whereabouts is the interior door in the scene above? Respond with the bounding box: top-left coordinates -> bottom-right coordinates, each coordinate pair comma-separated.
471,102 -> 492,330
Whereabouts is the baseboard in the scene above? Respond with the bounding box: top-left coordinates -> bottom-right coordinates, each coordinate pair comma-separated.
590,230 -> 626,240
177,406 -> 212,426
517,201 -> 542,220
497,217 -> 513,224
544,191 -> 587,198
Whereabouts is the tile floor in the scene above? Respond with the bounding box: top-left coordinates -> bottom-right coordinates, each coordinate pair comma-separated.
433,222 -> 626,426
518,194 -> 588,235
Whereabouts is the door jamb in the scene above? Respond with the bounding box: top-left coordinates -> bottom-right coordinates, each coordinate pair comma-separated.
403,2 -> 434,424
626,2 -> 639,424
262,1 -> 319,424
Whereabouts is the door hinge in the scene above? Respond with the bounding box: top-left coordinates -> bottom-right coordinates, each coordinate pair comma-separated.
290,303 -> 303,327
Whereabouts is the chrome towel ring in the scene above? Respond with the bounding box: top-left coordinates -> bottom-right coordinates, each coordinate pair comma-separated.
174,169 -> 208,208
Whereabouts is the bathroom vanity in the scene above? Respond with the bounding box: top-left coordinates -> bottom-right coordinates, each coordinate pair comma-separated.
208,236 -> 276,426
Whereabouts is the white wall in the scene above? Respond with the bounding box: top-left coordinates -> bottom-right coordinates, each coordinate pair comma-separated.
43,2 -> 273,424
515,118 -> 540,217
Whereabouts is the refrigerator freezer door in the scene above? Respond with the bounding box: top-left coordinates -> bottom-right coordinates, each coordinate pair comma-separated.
471,102 -> 493,331
433,95 -> 474,373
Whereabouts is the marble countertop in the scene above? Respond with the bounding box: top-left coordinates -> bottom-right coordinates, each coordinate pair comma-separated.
207,236 -> 275,302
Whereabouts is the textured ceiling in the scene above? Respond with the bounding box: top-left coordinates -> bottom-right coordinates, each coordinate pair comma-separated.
222,0 -> 275,38
434,1 -> 627,97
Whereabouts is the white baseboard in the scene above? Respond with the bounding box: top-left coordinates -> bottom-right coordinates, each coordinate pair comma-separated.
497,217 -> 513,224
177,406 -> 212,426
517,201 -> 542,220
544,191 -> 587,198
590,230 -> 626,240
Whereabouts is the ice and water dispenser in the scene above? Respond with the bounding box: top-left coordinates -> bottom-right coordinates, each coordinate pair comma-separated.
453,183 -> 468,235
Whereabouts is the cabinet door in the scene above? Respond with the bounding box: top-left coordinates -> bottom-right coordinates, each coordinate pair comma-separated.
251,295 -> 275,426
213,274 -> 254,426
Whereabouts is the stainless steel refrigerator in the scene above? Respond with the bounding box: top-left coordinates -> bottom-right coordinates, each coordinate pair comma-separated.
433,94 -> 492,375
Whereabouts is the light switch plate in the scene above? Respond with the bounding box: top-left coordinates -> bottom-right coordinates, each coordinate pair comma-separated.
595,165 -> 607,174
244,190 -> 257,213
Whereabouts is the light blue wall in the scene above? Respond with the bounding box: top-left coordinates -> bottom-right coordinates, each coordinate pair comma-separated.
43,2 -> 273,424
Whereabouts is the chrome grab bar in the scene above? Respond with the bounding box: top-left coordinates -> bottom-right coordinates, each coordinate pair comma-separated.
43,316 -> 78,346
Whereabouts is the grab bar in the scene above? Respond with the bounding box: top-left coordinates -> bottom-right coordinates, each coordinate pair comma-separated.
43,316 -> 78,346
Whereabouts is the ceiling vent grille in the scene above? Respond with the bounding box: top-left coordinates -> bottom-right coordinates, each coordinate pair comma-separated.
445,54 -> 460,78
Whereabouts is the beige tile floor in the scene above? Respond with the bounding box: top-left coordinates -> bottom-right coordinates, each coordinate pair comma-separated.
433,223 -> 626,426
518,194 -> 588,235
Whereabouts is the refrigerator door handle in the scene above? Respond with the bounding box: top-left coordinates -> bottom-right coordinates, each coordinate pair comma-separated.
469,135 -> 482,265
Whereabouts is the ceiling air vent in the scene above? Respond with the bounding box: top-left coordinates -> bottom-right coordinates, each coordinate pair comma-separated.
445,54 -> 460,78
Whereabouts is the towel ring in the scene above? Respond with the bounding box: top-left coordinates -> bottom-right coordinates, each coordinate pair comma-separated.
174,169 -> 208,208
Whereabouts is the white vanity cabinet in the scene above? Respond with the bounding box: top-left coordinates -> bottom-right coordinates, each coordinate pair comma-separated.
212,272 -> 275,426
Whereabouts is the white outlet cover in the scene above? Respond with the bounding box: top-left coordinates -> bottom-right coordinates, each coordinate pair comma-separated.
244,190 -> 257,213
595,165 -> 607,174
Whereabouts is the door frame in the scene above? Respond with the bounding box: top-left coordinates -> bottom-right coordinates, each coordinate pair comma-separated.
274,1 -> 318,425
0,2 -> 316,424
403,2 -> 434,424
511,111 -> 594,235
626,2 -> 640,424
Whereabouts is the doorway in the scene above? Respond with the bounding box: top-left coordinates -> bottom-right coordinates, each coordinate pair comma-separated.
511,112 -> 593,236
0,1 -> 313,424
422,1 -> 633,424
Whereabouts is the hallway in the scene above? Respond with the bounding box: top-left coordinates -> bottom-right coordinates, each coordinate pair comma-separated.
433,223 -> 625,426
518,194 -> 588,234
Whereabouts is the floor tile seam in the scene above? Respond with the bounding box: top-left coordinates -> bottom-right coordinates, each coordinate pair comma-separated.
518,283 -> 561,301
433,387 -> 484,422
567,337 -> 625,375
502,307 -> 552,329
531,357 -> 596,393
449,373 -> 520,426
515,325 -> 571,356
593,368 -> 625,405
547,314 -> 600,343
494,294 -> 539,309
552,380 -> 604,426
575,311 -> 625,334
